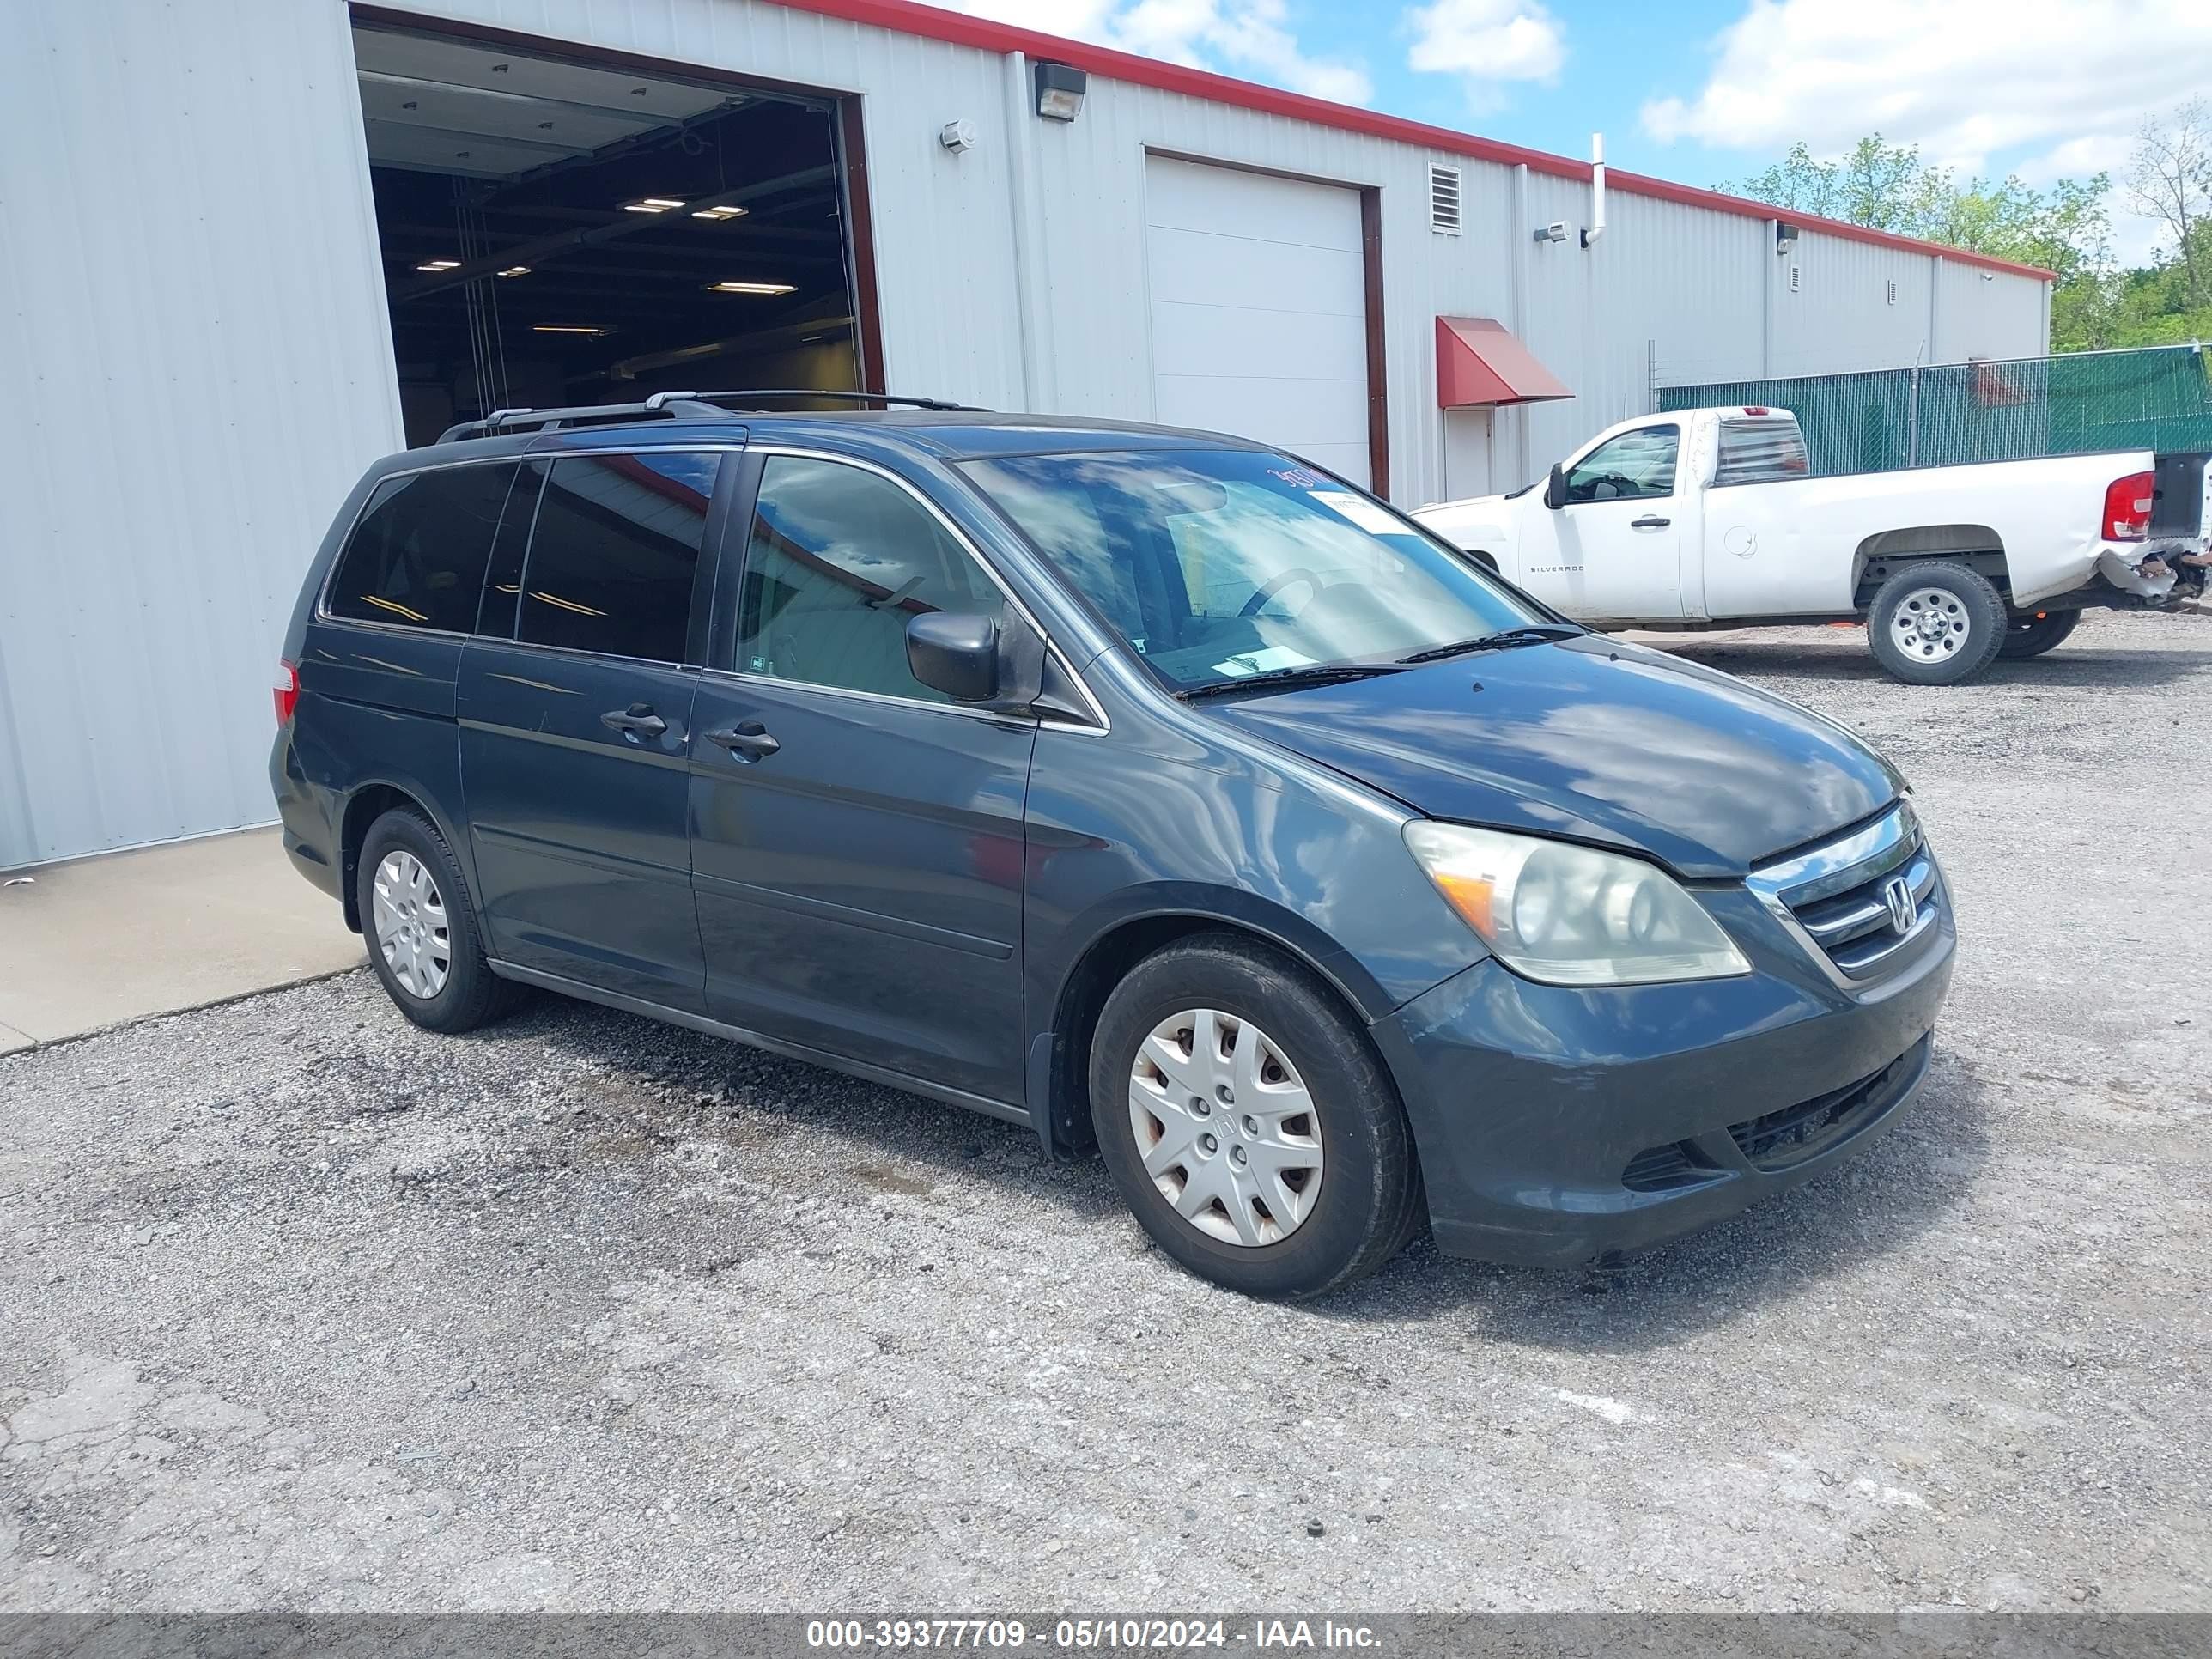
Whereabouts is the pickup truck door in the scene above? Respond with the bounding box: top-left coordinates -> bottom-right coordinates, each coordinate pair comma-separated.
1528,422 -> 1686,622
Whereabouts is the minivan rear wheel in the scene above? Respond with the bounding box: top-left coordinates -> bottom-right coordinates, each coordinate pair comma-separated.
357,807 -> 515,1033
1090,934 -> 1419,1299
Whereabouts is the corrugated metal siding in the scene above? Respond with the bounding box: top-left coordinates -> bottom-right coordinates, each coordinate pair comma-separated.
3,0 -> 2053,864
0,0 -> 403,870
1935,257 -> 2048,362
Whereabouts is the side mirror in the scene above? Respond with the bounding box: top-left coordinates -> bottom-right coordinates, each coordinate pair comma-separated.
1543,463 -> 1568,510
906,607 -> 1046,710
907,611 -> 1001,703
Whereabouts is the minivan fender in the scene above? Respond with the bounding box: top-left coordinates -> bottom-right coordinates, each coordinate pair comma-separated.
1024,883 -> 1401,1158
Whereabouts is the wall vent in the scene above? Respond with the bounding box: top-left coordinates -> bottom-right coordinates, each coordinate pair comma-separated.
1429,164 -> 1462,234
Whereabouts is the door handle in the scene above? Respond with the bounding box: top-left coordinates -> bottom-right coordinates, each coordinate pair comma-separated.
601,703 -> 668,740
1630,514 -> 1672,529
707,721 -> 781,761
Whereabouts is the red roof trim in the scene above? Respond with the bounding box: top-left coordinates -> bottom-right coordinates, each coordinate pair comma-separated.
769,0 -> 2057,283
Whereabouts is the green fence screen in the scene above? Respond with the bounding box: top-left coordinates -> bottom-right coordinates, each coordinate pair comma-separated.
1657,344 -> 2212,477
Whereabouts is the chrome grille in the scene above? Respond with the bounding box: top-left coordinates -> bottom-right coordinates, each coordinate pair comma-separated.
1748,804 -> 1942,983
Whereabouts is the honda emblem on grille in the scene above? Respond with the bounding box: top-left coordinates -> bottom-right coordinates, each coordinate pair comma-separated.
1882,874 -> 1917,935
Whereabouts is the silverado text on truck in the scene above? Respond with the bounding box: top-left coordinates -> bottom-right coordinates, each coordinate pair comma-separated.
1414,408 -> 2210,684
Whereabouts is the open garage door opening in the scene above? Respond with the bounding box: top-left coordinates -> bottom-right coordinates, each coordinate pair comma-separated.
354,20 -> 873,445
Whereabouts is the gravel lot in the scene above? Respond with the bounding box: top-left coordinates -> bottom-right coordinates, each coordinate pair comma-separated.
3,614 -> 2209,1614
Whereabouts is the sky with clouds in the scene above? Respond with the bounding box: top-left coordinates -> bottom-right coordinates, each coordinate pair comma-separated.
922,0 -> 2212,266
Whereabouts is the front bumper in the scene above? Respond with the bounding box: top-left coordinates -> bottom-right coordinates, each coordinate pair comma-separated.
1371,872 -> 1955,1267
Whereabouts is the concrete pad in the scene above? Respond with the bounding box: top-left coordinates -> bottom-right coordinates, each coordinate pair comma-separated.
0,827 -> 363,1048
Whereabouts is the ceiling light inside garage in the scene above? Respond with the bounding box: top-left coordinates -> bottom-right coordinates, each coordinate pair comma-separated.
622,196 -> 687,213
706,280 -> 794,295
532,324 -> 612,336
691,204 -> 748,221
496,265 -> 531,277
414,258 -> 463,271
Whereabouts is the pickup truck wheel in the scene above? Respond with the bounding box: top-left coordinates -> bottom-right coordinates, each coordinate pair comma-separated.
1868,563 -> 2007,684
1997,608 -> 2081,659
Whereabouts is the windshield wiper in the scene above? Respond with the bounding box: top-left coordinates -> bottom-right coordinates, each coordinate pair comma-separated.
1396,624 -> 1584,664
1175,661 -> 1407,702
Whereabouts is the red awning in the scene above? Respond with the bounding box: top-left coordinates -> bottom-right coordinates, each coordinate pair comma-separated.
1436,315 -> 1572,409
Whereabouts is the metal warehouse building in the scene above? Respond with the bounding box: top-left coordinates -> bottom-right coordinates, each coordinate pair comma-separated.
0,0 -> 2053,870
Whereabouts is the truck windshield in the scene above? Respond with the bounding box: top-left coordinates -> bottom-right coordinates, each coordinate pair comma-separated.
963,449 -> 1541,692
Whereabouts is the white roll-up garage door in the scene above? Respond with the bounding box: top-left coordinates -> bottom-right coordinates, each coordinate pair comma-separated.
1143,155 -> 1373,488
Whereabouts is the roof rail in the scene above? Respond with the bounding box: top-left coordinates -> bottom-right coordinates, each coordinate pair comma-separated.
646,388 -> 988,413
433,398 -> 738,444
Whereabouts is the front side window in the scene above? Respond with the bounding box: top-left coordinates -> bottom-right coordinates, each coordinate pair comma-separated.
737,455 -> 991,703
516,452 -> 720,664
963,449 -> 1540,694
326,462 -> 520,632
1564,426 -> 1680,502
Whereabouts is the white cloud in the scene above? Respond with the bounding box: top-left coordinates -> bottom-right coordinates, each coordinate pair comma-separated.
921,0 -> 1373,105
1405,0 -> 1566,110
1642,0 -> 2212,178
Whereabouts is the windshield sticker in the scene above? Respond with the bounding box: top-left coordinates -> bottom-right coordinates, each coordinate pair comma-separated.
1267,465 -> 1328,489
1211,645 -> 1315,678
1310,489 -> 1407,536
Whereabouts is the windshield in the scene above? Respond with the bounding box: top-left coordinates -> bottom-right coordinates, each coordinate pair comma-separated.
962,450 -> 1541,692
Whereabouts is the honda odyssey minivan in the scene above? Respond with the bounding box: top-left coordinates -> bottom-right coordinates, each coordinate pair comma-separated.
272,392 -> 1954,1297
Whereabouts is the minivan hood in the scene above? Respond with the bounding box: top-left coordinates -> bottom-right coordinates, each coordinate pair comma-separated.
1206,636 -> 1903,878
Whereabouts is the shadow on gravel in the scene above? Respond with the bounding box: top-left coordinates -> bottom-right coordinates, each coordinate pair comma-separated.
1666,637 -> 2212,689
495,993 -> 1996,1351
1320,1054 -> 1997,1350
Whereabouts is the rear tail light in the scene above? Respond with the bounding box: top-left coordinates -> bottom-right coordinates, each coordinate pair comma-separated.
2103,471 -> 2154,541
273,659 -> 300,726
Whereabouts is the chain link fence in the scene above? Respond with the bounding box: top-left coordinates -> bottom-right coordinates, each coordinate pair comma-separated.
1657,344 -> 2212,477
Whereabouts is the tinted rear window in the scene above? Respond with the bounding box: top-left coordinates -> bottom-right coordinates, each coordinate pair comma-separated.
516,452 -> 720,664
325,462 -> 521,632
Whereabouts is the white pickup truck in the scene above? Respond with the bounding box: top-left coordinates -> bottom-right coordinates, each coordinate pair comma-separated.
1414,407 -> 2209,684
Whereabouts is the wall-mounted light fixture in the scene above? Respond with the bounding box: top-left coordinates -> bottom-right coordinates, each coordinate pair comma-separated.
1775,221 -> 1800,257
1532,221 -> 1570,245
1034,61 -> 1087,121
940,118 -> 979,153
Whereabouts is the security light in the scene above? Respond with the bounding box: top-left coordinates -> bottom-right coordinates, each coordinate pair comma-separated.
1034,61 -> 1087,121
1532,222 -> 1569,245
1776,221 -> 1800,256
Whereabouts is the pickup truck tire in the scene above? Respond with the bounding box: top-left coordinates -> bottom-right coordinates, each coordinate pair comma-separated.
1997,608 -> 2081,659
1868,562 -> 2008,684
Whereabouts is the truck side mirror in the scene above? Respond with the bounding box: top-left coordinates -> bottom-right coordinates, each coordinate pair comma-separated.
1543,463 -> 1568,510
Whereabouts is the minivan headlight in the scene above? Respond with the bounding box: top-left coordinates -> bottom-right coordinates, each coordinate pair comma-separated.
1403,822 -> 1749,987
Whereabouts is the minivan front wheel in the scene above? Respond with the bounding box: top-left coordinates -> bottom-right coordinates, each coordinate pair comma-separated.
356,807 -> 515,1034
1091,935 -> 1419,1298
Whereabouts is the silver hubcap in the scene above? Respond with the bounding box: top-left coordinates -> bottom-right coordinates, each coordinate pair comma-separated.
371,850 -> 451,1000
1127,1008 -> 1324,1248
1889,586 -> 1972,660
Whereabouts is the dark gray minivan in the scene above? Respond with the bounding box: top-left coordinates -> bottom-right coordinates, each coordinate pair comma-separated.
273,393 -> 1954,1297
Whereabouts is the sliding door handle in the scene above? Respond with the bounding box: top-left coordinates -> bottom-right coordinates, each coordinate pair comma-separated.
601,703 -> 668,739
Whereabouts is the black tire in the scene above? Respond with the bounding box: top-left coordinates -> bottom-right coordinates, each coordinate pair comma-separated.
1997,607 -> 2082,659
1866,562 -> 2008,684
1089,933 -> 1420,1299
356,806 -> 516,1034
